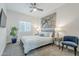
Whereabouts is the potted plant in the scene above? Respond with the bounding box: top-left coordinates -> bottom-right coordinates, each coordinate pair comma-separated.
10,26 -> 17,43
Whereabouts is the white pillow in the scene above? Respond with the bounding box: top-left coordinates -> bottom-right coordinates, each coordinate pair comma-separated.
39,32 -> 53,37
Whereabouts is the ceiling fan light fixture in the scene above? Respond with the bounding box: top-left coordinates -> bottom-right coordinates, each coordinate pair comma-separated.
29,3 -> 43,12
33,8 -> 37,11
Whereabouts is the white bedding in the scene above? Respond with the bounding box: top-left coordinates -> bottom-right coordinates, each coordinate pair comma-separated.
21,36 -> 53,54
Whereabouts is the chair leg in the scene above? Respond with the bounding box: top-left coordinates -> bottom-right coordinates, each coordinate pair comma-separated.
74,47 -> 77,56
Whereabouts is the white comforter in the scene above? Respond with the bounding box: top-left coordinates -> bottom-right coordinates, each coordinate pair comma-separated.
21,36 -> 52,54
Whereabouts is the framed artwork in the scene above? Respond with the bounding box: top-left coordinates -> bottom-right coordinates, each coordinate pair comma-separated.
41,13 -> 56,30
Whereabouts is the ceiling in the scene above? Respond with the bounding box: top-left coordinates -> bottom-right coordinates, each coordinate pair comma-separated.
6,3 -> 64,18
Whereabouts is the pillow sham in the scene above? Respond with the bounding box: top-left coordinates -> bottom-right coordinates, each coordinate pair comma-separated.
39,32 -> 53,37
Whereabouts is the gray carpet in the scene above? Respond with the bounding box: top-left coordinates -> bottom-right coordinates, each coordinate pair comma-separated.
2,42 -> 24,56
2,42 -> 79,56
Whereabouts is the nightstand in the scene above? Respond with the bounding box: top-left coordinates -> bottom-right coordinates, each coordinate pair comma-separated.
53,37 -> 63,49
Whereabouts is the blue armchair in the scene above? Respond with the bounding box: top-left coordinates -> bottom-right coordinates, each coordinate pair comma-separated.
62,36 -> 78,56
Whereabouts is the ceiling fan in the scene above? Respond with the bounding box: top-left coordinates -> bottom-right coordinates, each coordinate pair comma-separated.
29,3 -> 43,12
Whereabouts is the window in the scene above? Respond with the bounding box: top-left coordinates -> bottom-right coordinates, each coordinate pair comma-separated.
19,21 -> 31,32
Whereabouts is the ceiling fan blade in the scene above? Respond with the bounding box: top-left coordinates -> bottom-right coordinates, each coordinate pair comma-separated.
29,3 -> 43,12
36,8 -> 43,11
30,3 -> 36,6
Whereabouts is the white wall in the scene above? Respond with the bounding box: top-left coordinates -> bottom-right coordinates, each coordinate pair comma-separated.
6,10 -> 41,43
53,4 -> 79,37
0,3 -> 7,55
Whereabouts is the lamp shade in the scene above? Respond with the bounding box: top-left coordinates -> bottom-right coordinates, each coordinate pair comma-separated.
55,27 -> 62,32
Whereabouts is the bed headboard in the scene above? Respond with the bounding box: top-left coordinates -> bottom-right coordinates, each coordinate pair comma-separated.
39,28 -> 55,37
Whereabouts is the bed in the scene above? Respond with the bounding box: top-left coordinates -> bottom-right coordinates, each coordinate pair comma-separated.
21,35 -> 53,54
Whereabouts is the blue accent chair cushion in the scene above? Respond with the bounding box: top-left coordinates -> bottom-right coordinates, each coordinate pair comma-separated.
62,41 -> 77,47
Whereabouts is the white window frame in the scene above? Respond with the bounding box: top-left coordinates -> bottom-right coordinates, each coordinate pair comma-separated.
19,21 -> 32,32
